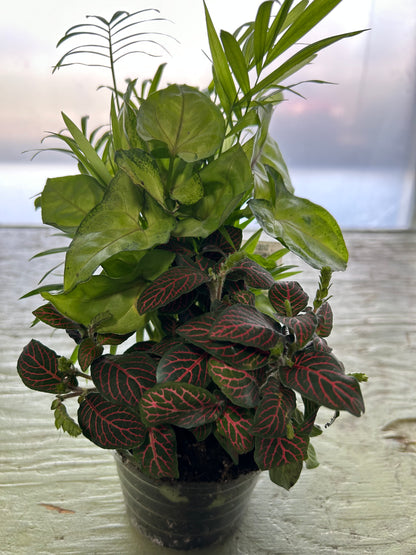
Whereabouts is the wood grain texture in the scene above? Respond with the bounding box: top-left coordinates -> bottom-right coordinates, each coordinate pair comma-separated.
1,228 -> 416,554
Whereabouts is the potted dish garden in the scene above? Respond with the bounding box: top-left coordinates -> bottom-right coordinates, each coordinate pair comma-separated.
17,0 -> 366,550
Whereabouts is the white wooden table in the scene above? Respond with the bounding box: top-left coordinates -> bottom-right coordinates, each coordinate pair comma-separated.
1,228 -> 416,554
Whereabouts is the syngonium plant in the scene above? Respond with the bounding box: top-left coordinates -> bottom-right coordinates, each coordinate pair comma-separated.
17,0 -> 366,489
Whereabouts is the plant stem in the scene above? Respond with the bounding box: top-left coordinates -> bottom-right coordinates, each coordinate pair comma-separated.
108,27 -> 120,112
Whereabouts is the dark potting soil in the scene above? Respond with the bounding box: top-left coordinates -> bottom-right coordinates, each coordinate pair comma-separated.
175,428 -> 258,483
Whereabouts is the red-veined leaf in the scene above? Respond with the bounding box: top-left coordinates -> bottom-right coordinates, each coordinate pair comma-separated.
228,289 -> 256,306
227,257 -> 275,289
177,313 -> 269,370
209,304 -> 280,350
157,343 -> 210,387
32,303 -> 79,329
192,422 -> 213,442
279,310 -> 317,349
280,351 -> 365,416
17,339 -> 70,393
208,357 -> 260,408
78,338 -> 103,371
159,289 -> 198,314
254,433 -> 309,470
78,392 -> 146,449
316,302 -> 333,337
140,382 -> 222,429
202,225 -> 242,254
137,266 -> 210,314
147,337 -> 183,358
311,336 -> 331,352
96,331 -> 134,346
91,352 -> 157,408
216,405 -> 254,454
253,377 -> 296,437
134,425 -> 179,479
269,281 -> 309,316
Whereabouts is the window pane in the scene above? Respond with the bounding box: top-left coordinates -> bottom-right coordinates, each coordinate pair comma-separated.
271,0 -> 416,229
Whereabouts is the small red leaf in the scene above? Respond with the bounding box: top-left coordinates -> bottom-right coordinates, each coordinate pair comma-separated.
91,352 -> 157,408
140,382 -> 222,429
134,426 -> 179,479
253,378 -> 296,438
137,266 -> 210,314
78,393 -> 146,449
208,357 -> 260,408
209,304 -> 280,350
96,331 -> 134,346
33,303 -> 79,330
216,405 -> 254,454
279,310 -> 317,349
78,338 -> 103,371
269,282 -> 309,316
254,434 -> 309,470
228,257 -> 275,289
316,302 -> 333,337
177,313 -> 269,370
17,339 -> 66,393
202,226 -> 242,254
280,351 -> 365,416
157,344 -> 210,387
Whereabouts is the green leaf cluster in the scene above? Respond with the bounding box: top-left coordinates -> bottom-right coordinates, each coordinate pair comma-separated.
18,0 -> 367,492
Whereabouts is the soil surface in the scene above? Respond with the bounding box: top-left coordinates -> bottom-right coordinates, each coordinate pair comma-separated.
175,429 -> 258,482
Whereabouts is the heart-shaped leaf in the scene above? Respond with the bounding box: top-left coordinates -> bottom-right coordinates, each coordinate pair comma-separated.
269,281 -> 309,316
157,344 -> 210,387
137,266 -> 210,314
41,174 -> 104,234
43,273 -> 147,335
64,171 -> 175,289
134,425 -> 179,479
208,357 -> 260,408
137,84 -> 225,162
91,352 -> 157,408
253,378 -> 296,438
78,392 -> 146,449
209,304 -> 280,350
280,351 -> 365,416
17,340 -> 70,394
140,382 -> 222,429
216,405 -> 254,454
254,433 -> 309,470
249,172 -> 348,271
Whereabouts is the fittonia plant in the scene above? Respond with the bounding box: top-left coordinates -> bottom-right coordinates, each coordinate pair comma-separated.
17,0 -> 366,489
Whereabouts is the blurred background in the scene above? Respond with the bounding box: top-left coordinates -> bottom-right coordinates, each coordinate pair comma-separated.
1,0 -> 415,228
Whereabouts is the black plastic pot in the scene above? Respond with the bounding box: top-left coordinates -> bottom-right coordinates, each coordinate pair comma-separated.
114,451 -> 260,550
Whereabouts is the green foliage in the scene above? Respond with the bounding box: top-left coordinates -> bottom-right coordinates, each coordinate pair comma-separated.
17,1 -> 366,491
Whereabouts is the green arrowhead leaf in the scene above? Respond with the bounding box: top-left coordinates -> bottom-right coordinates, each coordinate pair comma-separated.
64,171 -> 176,289
41,174 -> 105,234
249,168 -> 348,271
43,274 -> 147,335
